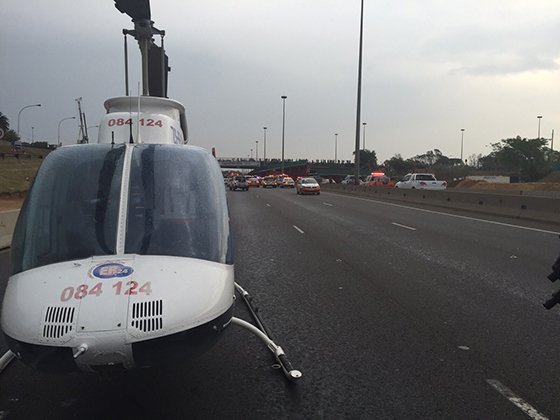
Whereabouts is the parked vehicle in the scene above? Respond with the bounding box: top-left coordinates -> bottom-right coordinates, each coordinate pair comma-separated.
246,176 -> 261,187
229,175 -> 249,191
365,172 -> 394,188
262,175 -> 277,188
394,173 -> 447,190
341,175 -> 365,185
277,176 -> 295,188
296,177 -> 321,195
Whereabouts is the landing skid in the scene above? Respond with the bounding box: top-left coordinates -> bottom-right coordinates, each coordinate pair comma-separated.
0,350 -> 15,373
233,283 -> 302,381
0,285 -> 303,381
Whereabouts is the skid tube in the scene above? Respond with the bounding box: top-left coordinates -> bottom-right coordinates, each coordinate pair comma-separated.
233,283 -> 302,381
0,350 -> 15,374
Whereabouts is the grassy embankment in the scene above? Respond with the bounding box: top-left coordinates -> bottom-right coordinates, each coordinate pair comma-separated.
0,145 -> 50,209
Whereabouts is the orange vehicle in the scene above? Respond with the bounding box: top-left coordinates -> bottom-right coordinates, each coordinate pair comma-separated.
366,172 -> 395,188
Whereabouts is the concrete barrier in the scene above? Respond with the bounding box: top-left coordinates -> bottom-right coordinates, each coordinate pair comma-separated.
321,184 -> 560,225
0,210 -> 19,250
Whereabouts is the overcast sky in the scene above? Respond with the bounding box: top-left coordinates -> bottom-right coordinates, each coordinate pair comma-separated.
2,1 -> 560,162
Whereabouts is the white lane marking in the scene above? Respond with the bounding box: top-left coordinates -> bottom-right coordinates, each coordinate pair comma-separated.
391,222 -> 417,231
323,202 -> 334,207
486,379 -> 549,420
266,203 -> 271,207
326,192 -> 560,235
293,225 -> 305,234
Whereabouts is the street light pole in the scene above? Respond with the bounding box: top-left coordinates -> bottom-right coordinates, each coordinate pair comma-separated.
335,133 -> 338,162
263,127 -> 267,162
250,148 -> 253,159
537,115 -> 543,139
362,122 -> 367,150
17,103 -> 41,136
281,96 -> 287,174
256,140 -> 259,161
354,0 -> 365,185
460,128 -> 465,163
58,116 -> 77,146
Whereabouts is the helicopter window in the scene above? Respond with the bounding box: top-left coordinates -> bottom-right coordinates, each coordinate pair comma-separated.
11,145 -> 125,274
125,144 -> 230,264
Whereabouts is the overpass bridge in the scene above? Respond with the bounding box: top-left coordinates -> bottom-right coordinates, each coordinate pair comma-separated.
217,158 -> 367,182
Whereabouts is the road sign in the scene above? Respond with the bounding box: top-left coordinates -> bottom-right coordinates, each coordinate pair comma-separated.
0,128 -> 5,140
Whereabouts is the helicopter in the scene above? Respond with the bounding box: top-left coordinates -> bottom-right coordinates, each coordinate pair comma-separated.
0,1 -> 301,381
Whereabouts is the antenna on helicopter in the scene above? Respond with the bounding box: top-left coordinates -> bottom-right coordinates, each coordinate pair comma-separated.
115,0 -> 169,98
75,97 -> 89,144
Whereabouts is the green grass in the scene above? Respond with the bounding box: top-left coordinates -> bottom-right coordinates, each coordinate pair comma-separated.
0,158 -> 43,193
0,145 -> 51,194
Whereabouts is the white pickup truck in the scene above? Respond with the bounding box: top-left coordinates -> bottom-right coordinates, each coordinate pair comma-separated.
394,173 -> 447,190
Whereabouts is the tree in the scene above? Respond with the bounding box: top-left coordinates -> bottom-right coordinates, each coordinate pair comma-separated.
0,112 -> 8,133
353,149 -> 378,173
467,154 -> 482,168
383,154 -> 416,177
411,149 -> 455,167
3,129 -> 20,144
480,136 -> 550,181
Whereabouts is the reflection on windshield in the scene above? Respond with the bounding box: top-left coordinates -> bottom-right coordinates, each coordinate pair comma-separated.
125,144 -> 230,264
12,145 -> 125,274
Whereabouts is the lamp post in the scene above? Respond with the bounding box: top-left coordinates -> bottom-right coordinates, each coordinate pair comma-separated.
256,140 -> 259,161
537,115 -> 543,139
263,127 -> 267,162
460,128 -> 465,163
250,148 -> 253,159
31,126 -> 35,143
335,133 -> 338,162
354,0 -> 365,185
58,116 -> 76,146
362,122 -> 367,150
17,103 -> 41,136
281,96 -> 287,174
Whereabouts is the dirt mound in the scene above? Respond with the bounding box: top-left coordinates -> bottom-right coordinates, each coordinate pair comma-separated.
454,179 -> 487,188
0,193 -> 25,211
540,171 -> 560,183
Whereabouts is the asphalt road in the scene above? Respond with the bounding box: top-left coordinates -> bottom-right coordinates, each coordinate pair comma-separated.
1,187 -> 560,419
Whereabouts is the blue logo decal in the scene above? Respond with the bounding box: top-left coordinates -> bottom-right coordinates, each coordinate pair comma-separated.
92,263 -> 134,279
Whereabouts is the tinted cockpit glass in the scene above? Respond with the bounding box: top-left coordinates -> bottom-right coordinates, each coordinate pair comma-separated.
11,144 -> 125,274
125,144 -> 229,264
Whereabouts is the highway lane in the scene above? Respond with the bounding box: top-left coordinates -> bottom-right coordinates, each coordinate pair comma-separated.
0,188 -> 559,418
231,187 -> 560,418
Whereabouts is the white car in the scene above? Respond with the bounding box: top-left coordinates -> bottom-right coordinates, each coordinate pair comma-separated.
395,173 -> 447,190
296,177 -> 321,195
341,175 -> 365,185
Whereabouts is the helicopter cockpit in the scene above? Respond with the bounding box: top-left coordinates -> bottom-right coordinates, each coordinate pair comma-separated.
11,143 -> 231,275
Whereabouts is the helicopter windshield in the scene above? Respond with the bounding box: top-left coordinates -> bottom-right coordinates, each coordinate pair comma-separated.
11,143 -> 231,275
125,144 -> 229,263
12,144 -> 125,274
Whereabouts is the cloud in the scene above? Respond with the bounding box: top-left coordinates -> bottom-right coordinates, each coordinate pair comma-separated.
422,21 -> 560,76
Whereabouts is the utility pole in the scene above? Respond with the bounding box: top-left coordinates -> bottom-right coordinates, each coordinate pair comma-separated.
263,127 -> 267,162
354,0 -> 365,185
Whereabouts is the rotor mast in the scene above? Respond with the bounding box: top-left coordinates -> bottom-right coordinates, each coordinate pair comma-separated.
114,0 -> 168,97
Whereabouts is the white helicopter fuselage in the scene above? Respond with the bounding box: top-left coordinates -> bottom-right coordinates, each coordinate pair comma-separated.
1,97 -> 235,373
